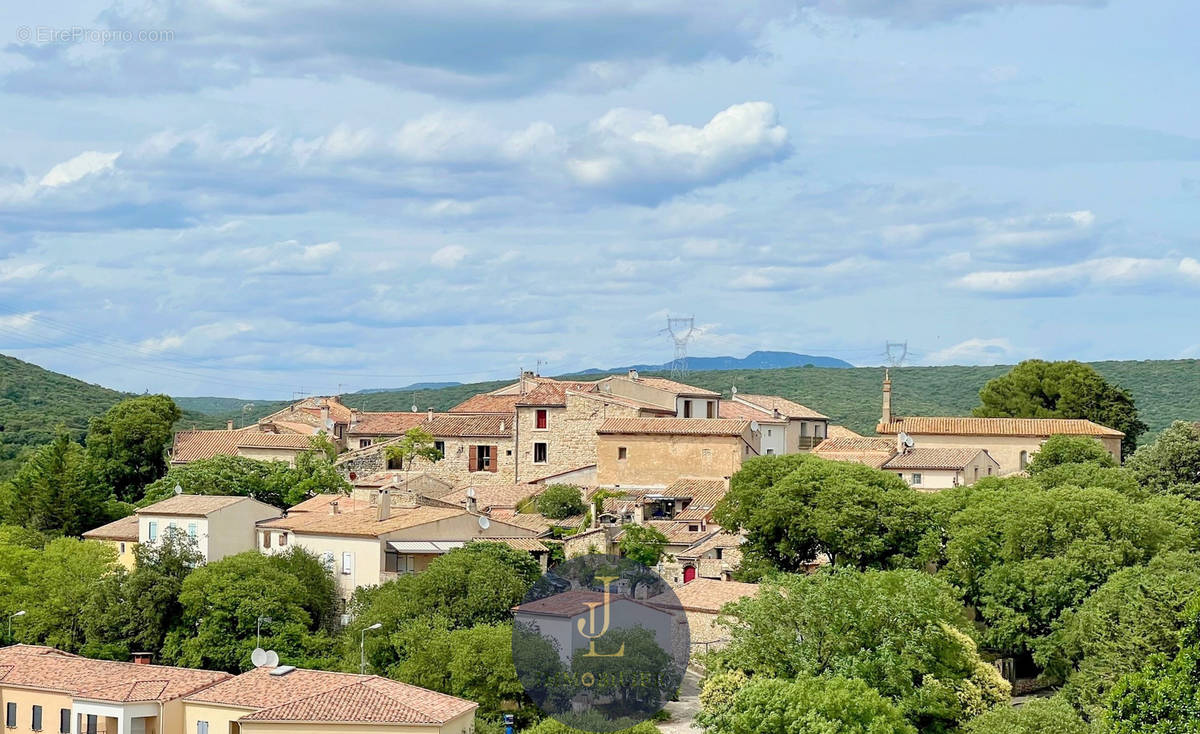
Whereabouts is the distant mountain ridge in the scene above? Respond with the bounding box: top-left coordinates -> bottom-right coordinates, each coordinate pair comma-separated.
580,350 -> 854,373
354,382 -> 463,394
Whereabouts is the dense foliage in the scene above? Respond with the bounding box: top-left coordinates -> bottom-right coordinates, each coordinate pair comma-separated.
617,523 -> 669,566
535,484 -> 587,519
86,395 -> 181,501
697,674 -> 917,734
974,359 -> 1147,455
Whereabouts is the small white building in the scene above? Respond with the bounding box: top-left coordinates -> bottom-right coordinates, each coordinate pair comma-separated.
881,447 -> 1000,490
137,494 -> 282,562
512,589 -> 676,663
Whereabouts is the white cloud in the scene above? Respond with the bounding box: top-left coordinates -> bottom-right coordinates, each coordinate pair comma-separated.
925,337 -> 1028,365
956,256 -> 1200,296
39,151 -> 121,187
567,102 -> 790,202
431,245 -> 469,268
0,312 -> 39,330
0,261 -> 46,281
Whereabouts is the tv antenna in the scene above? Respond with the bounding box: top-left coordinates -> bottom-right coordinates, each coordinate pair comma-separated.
884,341 -> 908,369
241,403 -> 254,428
661,316 -> 697,379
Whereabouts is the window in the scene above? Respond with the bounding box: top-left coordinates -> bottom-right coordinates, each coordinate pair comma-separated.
342,551 -> 354,575
683,400 -> 692,418
472,445 -> 493,472
1019,450 -> 1029,469
59,710 -> 69,734
617,447 -> 628,460
706,401 -> 715,419
974,467 -> 979,480
278,533 -> 287,547
765,448 -> 775,455
688,524 -> 699,532
7,703 -> 16,729
987,466 -> 993,476
535,409 -> 548,429
816,424 -> 825,438
119,542 -> 126,554
359,438 -> 372,449
197,723 -> 209,734
85,716 -> 97,734
533,442 -> 548,464
262,532 -> 271,549
800,423 -> 809,436
32,705 -> 42,731
386,455 -> 403,470
188,522 -> 198,538
767,429 -> 772,436
911,473 -> 923,485
715,548 -> 723,560
434,440 -> 445,456
148,521 -> 158,541
321,551 -> 335,571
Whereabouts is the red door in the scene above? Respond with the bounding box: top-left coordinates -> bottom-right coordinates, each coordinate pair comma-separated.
683,565 -> 697,583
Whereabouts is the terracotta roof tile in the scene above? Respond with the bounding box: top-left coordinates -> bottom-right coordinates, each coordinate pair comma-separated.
285,494 -> 369,514
348,412 -> 430,436
877,416 -> 1123,438
882,448 -> 996,471
448,393 -> 523,414
257,504 -> 465,538
632,377 -> 720,397
83,514 -> 139,542
515,381 -> 600,407
826,425 -> 865,439
476,537 -> 549,552
812,436 -> 897,469
718,401 -> 783,421
647,578 -> 760,613
236,433 -> 316,450
598,418 -> 750,437
139,494 -> 270,517
424,414 -> 513,438
0,645 -> 229,702
733,394 -> 828,420
570,390 -> 675,414
678,532 -> 744,560
439,483 -> 544,512
171,428 -> 257,463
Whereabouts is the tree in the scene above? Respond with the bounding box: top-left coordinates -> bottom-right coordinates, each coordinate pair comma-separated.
0,427 -> 111,536
389,619 -> 527,715
712,569 -> 1009,731
15,537 -> 118,651
85,395 -> 181,502
963,696 -> 1093,734
936,483 -> 1175,655
1037,552 -> 1200,716
697,675 -> 917,734
1027,434 -> 1117,474
536,484 -> 587,520
974,359 -> 1146,455
348,542 -> 540,674
618,524 -> 668,567
163,551 -> 336,673
286,440 -> 351,506
1126,421 -> 1200,497
1104,600 -> 1200,734
384,427 -> 443,481
141,454 -> 294,506
83,526 -> 203,660
714,454 -> 928,572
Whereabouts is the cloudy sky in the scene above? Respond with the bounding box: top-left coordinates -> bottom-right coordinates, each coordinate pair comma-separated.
0,0 -> 1197,397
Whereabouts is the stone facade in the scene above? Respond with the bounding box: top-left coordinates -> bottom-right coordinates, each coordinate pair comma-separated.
514,393 -> 642,483
562,526 -> 616,557
337,435 -> 518,487
596,432 -> 756,487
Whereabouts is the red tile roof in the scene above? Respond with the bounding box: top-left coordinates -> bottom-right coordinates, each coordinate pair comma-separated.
236,432 -> 316,450
648,578 -> 759,614
632,377 -> 720,397
733,394 -> 829,420
424,414 -> 513,438
882,448 -> 996,471
448,393 -> 523,414
349,412 -> 430,436
718,400 -> 783,422
811,436 -> 896,469
598,418 -> 750,437
876,416 -> 1123,438
171,427 -> 257,463
138,494 -> 271,517
516,381 -> 600,407
0,645 -> 230,702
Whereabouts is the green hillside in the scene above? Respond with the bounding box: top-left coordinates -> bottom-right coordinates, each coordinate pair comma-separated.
352,360 -> 1200,437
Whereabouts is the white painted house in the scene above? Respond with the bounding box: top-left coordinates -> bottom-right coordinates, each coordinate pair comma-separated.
137,494 -> 281,562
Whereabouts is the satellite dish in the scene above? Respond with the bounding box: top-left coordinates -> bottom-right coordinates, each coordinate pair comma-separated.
264,650 -> 279,668
898,432 -> 914,448
466,488 -> 476,499
174,484 -> 183,496
478,516 -> 491,530
251,648 -> 268,667
324,418 -> 335,430
749,420 -> 760,433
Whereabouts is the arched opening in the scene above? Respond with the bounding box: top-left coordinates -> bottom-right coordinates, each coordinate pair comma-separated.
683,565 -> 697,583
1019,450 -> 1029,470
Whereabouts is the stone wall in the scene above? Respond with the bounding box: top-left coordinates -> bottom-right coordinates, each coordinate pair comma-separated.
596,433 -> 750,487
337,436 -> 517,487
514,393 -> 642,483
563,527 -> 614,557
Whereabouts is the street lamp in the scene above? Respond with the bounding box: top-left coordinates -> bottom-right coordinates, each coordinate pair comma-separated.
256,616 -> 272,649
360,623 -> 382,675
7,610 -> 26,640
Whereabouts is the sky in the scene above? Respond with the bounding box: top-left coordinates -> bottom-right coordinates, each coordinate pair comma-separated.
0,0 -> 1198,398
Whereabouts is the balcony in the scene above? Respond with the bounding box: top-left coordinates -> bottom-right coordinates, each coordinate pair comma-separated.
796,436 -> 825,452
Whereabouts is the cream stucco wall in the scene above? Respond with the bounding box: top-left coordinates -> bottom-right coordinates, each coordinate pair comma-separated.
237,708 -> 474,734
91,539 -> 138,570
207,501 -> 282,562
901,434 -> 1120,476
140,515 -> 210,559
182,700 -> 253,734
235,447 -> 303,465
596,432 -> 757,487
1,685 -> 74,734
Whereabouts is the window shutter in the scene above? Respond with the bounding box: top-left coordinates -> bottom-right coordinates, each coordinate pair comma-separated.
490,445 -> 499,472
468,445 -> 478,472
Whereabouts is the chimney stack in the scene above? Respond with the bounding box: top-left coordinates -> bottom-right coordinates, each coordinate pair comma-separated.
882,369 -> 893,425
427,408 -> 434,421
377,489 -> 392,522
395,486 -> 419,509
226,419 -> 235,430
132,652 -> 153,665
321,404 -> 331,423
466,494 -> 477,514
351,408 -> 361,424
330,499 -> 340,515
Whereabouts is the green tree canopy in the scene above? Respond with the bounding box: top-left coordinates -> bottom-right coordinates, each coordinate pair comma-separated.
349,542 -> 541,674
974,359 -> 1146,455
1103,599 -> 1200,734
714,454 -> 929,573
963,696 -> 1094,734
140,445 -> 347,509
0,427 -> 112,536
536,484 -> 587,519
85,395 -> 181,502
711,569 -> 1008,731
1027,434 -> 1118,474
384,427 -> 444,475
1126,421 -> 1200,498
389,619 -> 526,715
697,674 -> 917,734
10,537 -> 118,651
617,524 -> 669,567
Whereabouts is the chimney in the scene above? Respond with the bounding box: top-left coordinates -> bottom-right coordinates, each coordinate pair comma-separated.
377,489 -> 391,522
330,499 -> 340,515
351,408 -> 362,424
773,408 -> 782,419
427,408 -> 433,421
628,369 -> 639,380
226,419 -> 234,430
500,419 -> 506,432
395,486 -> 419,509
466,494 -> 477,514
882,369 -> 892,425
132,652 -> 153,665
321,404 -> 331,423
